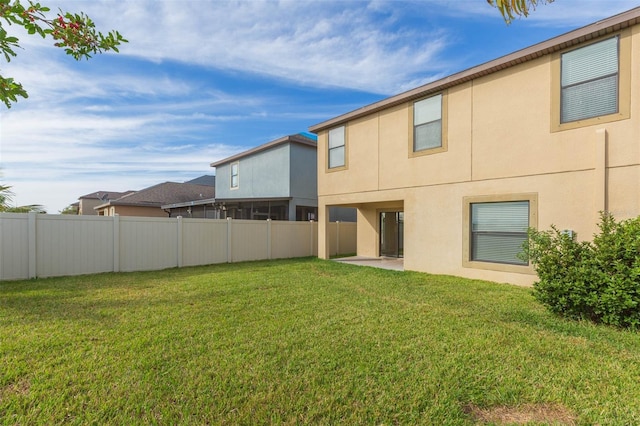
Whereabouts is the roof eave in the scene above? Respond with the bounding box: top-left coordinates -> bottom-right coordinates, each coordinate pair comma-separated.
214,197 -> 293,203
210,134 -> 317,168
161,198 -> 217,209
309,7 -> 640,133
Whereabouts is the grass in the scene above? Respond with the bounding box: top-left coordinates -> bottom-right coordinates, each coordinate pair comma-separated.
1,258 -> 640,425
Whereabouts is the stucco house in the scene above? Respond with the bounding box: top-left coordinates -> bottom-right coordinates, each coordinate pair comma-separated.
310,7 -> 640,286
76,191 -> 135,215
210,133 -> 355,221
95,178 -> 215,217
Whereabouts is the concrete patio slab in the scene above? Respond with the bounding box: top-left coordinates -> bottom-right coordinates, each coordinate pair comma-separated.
332,256 -> 404,271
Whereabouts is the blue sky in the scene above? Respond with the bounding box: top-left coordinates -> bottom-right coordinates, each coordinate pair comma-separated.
1,0 -> 639,213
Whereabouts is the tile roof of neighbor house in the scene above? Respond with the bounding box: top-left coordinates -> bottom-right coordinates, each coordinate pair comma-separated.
186,175 -> 216,186
95,181 -> 216,209
309,6 -> 640,133
79,190 -> 135,201
209,133 -> 317,168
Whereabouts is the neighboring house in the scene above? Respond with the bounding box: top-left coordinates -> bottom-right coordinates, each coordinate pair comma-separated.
161,176 -> 219,218
95,179 -> 215,217
77,191 -> 135,215
310,8 -> 640,286
211,133 -> 355,221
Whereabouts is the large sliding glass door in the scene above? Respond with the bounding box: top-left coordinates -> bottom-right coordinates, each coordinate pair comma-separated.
380,211 -> 404,258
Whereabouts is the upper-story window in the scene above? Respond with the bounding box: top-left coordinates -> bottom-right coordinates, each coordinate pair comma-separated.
413,94 -> 442,152
230,162 -> 239,189
561,36 -> 619,123
328,126 -> 346,169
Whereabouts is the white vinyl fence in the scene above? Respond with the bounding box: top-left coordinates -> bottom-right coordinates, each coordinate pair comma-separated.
0,213 -> 356,281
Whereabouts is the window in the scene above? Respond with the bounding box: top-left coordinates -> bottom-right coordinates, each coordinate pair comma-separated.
413,94 -> 442,152
463,193 -> 537,274
230,162 -> 239,189
561,36 -> 619,123
328,126 -> 345,169
470,201 -> 529,265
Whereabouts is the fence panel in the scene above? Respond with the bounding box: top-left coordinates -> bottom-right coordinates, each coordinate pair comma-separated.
230,220 -> 268,262
271,221 -> 315,259
0,213 -> 354,281
182,219 -> 228,266
36,215 -> 114,278
0,213 -> 29,280
119,217 -> 178,272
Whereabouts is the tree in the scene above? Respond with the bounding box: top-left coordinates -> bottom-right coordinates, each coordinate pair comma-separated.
1,0 -> 127,108
487,0 -> 554,23
59,204 -> 78,215
0,184 -> 46,213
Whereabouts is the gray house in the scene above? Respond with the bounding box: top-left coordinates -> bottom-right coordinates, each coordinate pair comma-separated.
211,134 -> 355,221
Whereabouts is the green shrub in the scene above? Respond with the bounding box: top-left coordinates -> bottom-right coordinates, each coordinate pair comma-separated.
524,212 -> 640,329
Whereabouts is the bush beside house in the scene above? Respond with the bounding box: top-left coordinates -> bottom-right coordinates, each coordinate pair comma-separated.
525,212 -> 640,329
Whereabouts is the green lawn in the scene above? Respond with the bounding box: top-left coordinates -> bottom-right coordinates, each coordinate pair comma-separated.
2,258 -> 640,425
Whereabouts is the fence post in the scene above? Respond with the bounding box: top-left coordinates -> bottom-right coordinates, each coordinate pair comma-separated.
113,214 -> 120,273
0,215 -> 3,280
177,216 -> 184,268
226,217 -> 232,263
28,212 -> 36,279
309,220 -> 314,256
267,219 -> 272,260
336,221 -> 340,256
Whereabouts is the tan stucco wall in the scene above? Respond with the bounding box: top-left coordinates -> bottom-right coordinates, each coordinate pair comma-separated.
95,205 -> 168,218
317,25 -> 640,286
79,199 -> 102,215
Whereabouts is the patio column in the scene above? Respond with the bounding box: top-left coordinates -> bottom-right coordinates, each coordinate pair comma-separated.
318,202 -> 330,259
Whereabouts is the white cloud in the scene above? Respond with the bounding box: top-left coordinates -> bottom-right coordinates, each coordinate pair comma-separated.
48,0 -> 639,95
3,0 -> 638,214
49,0 -> 452,95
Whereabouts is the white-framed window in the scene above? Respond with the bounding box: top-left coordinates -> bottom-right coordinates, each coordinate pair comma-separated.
328,126 -> 345,169
413,94 -> 442,152
230,162 -> 239,189
470,201 -> 529,266
561,36 -> 619,123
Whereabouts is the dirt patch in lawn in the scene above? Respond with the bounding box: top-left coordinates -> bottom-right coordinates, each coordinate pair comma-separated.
0,377 -> 31,401
464,403 -> 577,425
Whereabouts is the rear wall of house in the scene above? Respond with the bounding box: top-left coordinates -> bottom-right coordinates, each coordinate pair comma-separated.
215,144 -> 291,200
317,25 -> 640,286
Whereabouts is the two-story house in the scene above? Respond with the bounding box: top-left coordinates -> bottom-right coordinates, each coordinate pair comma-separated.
310,7 -> 640,286
211,133 -> 355,221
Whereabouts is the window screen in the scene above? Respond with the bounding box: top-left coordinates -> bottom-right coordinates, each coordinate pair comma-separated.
561,37 -> 619,123
414,94 -> 442,151
470,201 -> 529,265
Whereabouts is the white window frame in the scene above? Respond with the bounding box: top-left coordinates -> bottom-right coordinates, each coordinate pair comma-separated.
413,94 -> 442,152
230,162 -> 239,189
469,201 -> 529,266
462,193 -> 537,274
327,126 -> 346,170
551,30 -> 630,132
560,36 -> 619,124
